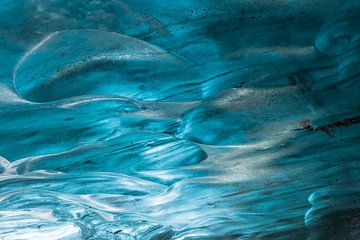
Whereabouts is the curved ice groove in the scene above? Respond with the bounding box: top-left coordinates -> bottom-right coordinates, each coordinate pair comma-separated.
12,29 -> 172,83
0,171 -> 167,198
9,131 -> 207,176
42,51 -> 171,87
0,190 -> 124,219
13,29 -> 188,102
178,86 -> 313,146
197,133 -> 293,151
315,2 -> 360,57
55,95 -> 141,110
0,178 -> 164,213
12,32 -> 59,88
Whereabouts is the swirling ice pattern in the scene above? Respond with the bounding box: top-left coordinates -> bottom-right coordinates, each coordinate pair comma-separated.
0,1 -> 360,239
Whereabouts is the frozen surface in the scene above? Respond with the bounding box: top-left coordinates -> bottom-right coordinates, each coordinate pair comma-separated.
0,1 -> 360,239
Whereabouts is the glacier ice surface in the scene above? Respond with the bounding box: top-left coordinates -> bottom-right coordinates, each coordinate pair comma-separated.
0,0 -> 360,239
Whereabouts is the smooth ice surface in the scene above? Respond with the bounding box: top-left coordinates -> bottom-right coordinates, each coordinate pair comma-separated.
0,1 -> 360,239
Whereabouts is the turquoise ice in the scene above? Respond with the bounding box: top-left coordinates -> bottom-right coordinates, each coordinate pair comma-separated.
0,1 -> 360,239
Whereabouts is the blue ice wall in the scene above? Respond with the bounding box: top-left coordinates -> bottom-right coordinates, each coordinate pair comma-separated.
0,1 -> 360,239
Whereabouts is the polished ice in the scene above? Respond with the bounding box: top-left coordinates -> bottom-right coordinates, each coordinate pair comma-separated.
0,1 -> 359,239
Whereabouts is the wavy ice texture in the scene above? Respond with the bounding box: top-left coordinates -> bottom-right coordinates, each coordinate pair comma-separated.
0,0 -> 360,239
